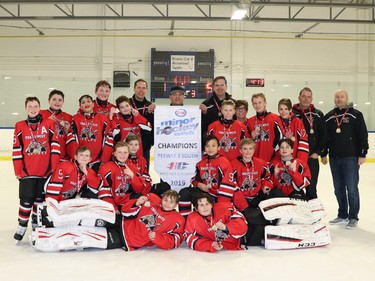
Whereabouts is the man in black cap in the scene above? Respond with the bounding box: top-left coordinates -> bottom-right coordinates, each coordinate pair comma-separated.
169,86 -> 185,106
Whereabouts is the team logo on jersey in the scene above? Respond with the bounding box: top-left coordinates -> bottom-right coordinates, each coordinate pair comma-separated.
215,229 -> 229,242
201,171 -> 217,187
255,128 -> 270,142
80,126 -> 98,141
219,133 -> 236,152
279,170 -> 292,185
139,214 -> 160,231
115,182 -> 130,197
26,140 -> 47,155
241,176 -> 257,191
62,188 -> 77,199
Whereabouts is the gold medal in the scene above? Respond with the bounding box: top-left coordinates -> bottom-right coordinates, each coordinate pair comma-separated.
255,126 -> 260,131
224,147 -> 229,152
291,137 -> 295,142
206,184 -> 211,189
336,128 -> 341,134
218,112 -> 222,117
310,129 -> 314,134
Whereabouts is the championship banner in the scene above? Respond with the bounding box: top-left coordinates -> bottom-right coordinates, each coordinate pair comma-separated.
154,106 -> 202,191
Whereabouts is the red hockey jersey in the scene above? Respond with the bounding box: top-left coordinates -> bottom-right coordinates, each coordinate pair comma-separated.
40,109 -> 73,160
45,161 -> 102,202
120,194 -> 185,251
66,112 -> 113,163
247,112 -> 282,162
93,99 -> 116,118
207,119 -> 249,161
184,202 -> 247,252
232,156 -> 273,199
97,160 -> 150,211
13,117 -> 60,178
271,158 -> 311,196
191,154 -> 237,202
111,113 -> 150,158
274,116 -> 310,164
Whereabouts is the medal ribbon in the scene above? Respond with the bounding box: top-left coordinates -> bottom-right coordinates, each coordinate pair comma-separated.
334,109 -> 349,131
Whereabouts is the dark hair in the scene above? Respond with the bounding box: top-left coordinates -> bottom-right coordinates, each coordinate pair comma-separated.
235,100 -> 249,111
48,90 -> 64,101
299,87 -> 313,96
192,193 -> 214,209
213,76 -> 227,86
79,95 -> 94,104
204,134 -> 220,147
278,98 -> 292,110
95,80 -> 111,92
279,138 -> 294,148
115,95 -> 130,108
134,79 -> 148,89
25,96 -> 40,107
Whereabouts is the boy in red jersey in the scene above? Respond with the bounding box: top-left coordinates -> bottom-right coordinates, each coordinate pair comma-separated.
232,138 -> 284,208
93,80 -> 117,119
111,95 -> 151,159
178,135 -> 248,218
40,90 -> 73,161
98,141 -> 151,213
184,193 -> 247,252
13,97 -> 61,241
272,139 -> 311,199
275,98 -> 309,164
247,93 -> 282,163
45,146 -> 102,202
66,95 -> 113,172
207,100 -> 249,161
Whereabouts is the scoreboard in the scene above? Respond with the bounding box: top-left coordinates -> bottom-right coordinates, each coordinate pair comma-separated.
150,48 -> 215,100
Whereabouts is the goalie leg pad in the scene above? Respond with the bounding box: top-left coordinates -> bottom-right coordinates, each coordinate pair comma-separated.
30,226 -> 108,252
259,197 -> 326,225
264,223 -> 331,250
46,198 -> 116,227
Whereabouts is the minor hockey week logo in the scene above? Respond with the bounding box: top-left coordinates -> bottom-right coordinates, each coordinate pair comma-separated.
155,117 -> 199,136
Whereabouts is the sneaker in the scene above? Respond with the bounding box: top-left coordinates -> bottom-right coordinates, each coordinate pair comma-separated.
329,217 -> 349,225
14,225 -> 27,241
346,219 -> 358,229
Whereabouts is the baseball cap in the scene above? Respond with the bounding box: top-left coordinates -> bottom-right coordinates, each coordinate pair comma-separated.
170,86 -> 185,95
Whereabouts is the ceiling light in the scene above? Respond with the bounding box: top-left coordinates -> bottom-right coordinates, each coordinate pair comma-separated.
231,9 -> 247,20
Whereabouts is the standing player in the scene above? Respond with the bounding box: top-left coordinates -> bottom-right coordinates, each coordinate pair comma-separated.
66,95 -> 113,172
247,93 -> 282,163
184,193 -> 248,252
275,98 -> 309,164
235,100 -> 249,125
12,97 -> 61,241
93,80 -> 117,120
207,100 -> 249,161
111,95 -> 150,159
40,89 -> 72,161
292,87 -> 327,200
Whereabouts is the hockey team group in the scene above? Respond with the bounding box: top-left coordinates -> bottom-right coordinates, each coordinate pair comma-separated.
12,76 -> 369,252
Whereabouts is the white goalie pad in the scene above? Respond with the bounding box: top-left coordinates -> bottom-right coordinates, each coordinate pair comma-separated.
259,198 -> 326,225
265,223 -> 331,250
45,198 -> 116,227
30,226 -> 108,252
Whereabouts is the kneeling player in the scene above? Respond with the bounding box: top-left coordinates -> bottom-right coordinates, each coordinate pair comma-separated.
184,193 -> 248,252
31,190 -> 185,252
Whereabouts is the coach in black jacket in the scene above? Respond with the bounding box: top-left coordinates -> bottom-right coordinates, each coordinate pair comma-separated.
322,89 -> 368,229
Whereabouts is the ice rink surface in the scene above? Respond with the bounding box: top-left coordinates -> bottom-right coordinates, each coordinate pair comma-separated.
1,160 -> 374,281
